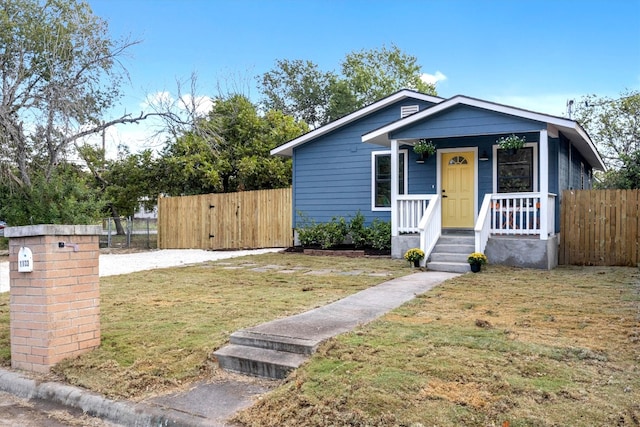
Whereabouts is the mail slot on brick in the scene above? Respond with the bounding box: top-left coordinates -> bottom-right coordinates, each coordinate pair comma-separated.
18,246 -> 33,272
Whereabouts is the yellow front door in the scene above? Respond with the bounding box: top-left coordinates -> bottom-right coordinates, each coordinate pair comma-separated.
442,151 -> 475,228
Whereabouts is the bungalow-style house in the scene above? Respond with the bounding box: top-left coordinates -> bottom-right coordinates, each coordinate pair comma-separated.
271,90 -> 604,272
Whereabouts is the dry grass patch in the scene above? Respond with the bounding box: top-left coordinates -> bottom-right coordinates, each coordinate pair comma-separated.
235,265 -> 640,427
0,253 -> 408,399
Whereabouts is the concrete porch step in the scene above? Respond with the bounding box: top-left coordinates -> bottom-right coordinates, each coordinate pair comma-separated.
429,252 -> 470,263
432,243 -> 475,254
436,235 -> 475,246
230,330 -> 318,355
213,344 -> 308,380
427,261 -> 470,274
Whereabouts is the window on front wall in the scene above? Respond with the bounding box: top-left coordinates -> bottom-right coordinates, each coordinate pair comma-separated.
372,150 -> 407,210
496,146 -> 535,193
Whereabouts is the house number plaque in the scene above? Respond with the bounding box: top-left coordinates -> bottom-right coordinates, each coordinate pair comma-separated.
18,247 -> 34,273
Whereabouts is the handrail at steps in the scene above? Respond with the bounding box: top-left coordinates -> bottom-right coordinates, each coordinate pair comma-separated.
418,195 -> 441,266
475,194 -> 493,254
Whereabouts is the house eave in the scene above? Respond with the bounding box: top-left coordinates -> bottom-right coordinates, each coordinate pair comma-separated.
270,89 -> 443,157
361,94 -> 606,171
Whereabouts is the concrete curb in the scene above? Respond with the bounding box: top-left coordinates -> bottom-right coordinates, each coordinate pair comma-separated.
0,368 -> 213,427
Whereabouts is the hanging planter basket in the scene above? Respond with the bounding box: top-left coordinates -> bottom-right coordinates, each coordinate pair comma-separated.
497,134 -> 526,156
413,139 -> 436,164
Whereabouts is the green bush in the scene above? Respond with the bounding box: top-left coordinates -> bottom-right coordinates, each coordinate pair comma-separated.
349,211 -> 371,248
369,218 -> 391,250
316,216 -> 349,249
296,211 -> 391,251
296,212 -> 320,247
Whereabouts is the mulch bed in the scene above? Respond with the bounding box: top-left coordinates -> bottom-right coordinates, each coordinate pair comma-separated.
285,245 -> 390,258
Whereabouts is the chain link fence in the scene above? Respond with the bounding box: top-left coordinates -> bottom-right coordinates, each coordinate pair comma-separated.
100,217 -> 157,249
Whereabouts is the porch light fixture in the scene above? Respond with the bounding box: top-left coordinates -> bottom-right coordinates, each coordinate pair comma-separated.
479,150 -> 489,161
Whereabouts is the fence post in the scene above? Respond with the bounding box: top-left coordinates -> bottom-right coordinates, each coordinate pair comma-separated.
107,218 -> 112,248
126,216 -> 132,248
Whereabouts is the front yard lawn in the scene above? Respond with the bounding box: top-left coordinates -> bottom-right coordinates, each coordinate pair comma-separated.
235,265 -> 640,427
0,254 -> 638,426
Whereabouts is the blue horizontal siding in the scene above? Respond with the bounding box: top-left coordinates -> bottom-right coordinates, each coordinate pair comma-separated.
292,98 -> 437,226
390,105 -> 546,140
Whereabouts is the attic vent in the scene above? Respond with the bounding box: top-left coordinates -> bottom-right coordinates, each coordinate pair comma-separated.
401,105 -> 419,118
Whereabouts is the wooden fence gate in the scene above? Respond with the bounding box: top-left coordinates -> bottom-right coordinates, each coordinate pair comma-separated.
157,188 -> 292,249
559,189 -> 640,266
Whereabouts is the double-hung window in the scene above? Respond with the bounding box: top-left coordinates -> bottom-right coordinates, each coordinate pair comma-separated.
372,150 -> 407,210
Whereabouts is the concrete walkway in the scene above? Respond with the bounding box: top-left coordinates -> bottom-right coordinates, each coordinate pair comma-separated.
0,270 -> 458,426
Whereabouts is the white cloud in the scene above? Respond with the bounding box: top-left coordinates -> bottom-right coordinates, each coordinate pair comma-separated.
421,71 -> 447,86
179,94 -> 214,117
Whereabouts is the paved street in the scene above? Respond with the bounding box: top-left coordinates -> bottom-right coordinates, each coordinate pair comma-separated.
0,391 -> 114,426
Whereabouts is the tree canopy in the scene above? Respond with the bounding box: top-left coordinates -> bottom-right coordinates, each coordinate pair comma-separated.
0,0 -> 155,224
574,90 -> 640,189
159,95 -> 308,195
259,44 -> 436,128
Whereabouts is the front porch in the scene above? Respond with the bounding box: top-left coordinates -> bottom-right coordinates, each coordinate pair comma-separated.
392,192 -> 558,270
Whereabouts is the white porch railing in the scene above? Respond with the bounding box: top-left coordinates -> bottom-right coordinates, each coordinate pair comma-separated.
474,192 -> 557,253
396,195 -> 441,266
475,194 -> 493,255
396,195 -> 434,233
418,195 -> 441,265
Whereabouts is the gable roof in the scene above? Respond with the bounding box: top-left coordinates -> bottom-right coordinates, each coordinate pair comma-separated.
362,95 -> 606,171
270,89 -> 443,157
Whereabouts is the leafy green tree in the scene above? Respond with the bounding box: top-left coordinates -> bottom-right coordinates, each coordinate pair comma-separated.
0,0 -> 161,225
159,95 -> 307,194
259,60 -> 335,127
594,150 -> 640,189
259,44 -> 437,127
0,164 -> 103,225
158,132 -> 222,196
79,145 -> 161,234
574,90 -> 640,189
341,44 -> 436,110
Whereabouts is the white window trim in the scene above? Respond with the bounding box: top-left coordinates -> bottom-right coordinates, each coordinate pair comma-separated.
492,142 -> 538,193
371,149 -> 408,212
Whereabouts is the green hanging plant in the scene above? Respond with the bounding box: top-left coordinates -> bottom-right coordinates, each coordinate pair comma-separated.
497,134 -> 526,150
413,139 -> 436,156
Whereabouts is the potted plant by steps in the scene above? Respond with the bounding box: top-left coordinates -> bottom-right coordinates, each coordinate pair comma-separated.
467,252 -> 488,273
497,134 -> 526,156
404,248 -> 425,267
413,139 -> 436,163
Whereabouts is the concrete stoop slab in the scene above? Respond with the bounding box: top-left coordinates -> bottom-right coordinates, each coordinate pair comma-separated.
427,261 -> 470,274
230,330 -> 319,354
214,344 -> 309,380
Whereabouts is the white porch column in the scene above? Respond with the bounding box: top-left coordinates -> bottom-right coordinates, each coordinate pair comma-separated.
539,129 -> 549,239
390,139 -> 399,237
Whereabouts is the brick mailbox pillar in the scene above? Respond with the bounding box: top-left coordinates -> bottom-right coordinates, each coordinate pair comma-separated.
5,225 -> 101,373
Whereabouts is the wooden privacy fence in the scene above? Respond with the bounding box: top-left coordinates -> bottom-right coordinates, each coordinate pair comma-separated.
158,188 -> 292,250
560,189 -> 640,266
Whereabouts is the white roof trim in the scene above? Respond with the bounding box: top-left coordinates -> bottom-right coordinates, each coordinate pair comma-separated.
270,90 -> 443,157
362,95 -> 605,171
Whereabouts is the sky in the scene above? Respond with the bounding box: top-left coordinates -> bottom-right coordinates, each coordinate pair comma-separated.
86,0 -> 640,156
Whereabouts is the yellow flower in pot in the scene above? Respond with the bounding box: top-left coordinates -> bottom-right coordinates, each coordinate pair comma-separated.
467,252 -> 488,273
404,248 -> 425,267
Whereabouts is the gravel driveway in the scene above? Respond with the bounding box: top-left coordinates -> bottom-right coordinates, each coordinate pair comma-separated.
0,248 -> 282,293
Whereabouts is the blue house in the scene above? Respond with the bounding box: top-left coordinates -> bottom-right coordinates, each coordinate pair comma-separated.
271,90 -> 604,271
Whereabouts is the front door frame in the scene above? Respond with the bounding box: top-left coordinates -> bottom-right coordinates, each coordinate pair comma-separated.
437,147 -> 478,228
